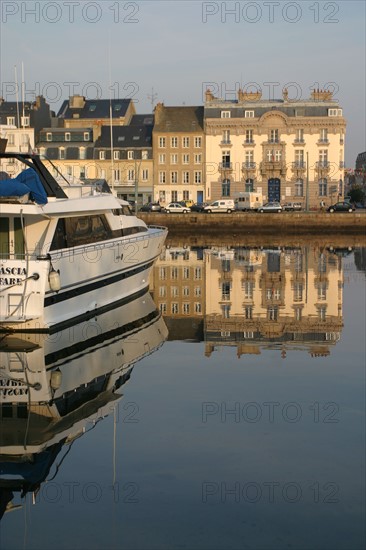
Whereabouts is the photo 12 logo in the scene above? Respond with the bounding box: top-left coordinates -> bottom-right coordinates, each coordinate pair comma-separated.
201,2 -> 340,24
1,2 -> 140,24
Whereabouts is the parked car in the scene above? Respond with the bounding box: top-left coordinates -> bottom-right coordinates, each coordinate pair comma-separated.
258,202 -> 283,213
327,202 -> 355,213
282,202 -> 302,211
190,202 -> 208,212
163,202 -> 191,213
203,199 -> 235,213
178,200 -> 194,208
139,202 -> 162,212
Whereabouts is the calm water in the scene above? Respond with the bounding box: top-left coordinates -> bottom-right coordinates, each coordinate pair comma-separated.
1,240 -> 365,550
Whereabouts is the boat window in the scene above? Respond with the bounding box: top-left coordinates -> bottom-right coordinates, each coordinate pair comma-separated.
14,218 -> 25,258
66,215 -> 113,247
122,226 -> 147,236
0,217 -> 9,258
50,219 -> 67,250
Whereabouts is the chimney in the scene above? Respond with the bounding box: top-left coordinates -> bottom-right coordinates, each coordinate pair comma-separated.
69,95 -> 86,109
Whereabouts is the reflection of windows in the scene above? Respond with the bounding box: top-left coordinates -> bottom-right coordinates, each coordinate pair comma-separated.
159,267 -> 167,280
293,282 -> 303,302
221,259 -> 231,272
194,286 -> 201,296
221,304 -> 231,318
318,281 -> 327,300
294,306 -> 302,321
183,267 -> 190,279
183,303 -> 190,314
243,331 -> 254,338
159,286 -> 166,297
222,178 -> 230,197
171,267 -> 178,279
194,267 -> 202,280
295,179 -> 303,197
318,254 -> 327,273
244,306 -> 253,319
171,286 -> 179,297
242,280 -> 254,299
195,302 -> 202,313
318,305 -> 327,321
171,303 -> 179,314
183,286 -> 190,296
267,306 -> 278,321
159,303 -> 167,314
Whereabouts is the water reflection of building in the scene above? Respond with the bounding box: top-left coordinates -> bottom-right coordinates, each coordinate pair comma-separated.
151,247 -> 205,340
151,243 -> 344,357
0,292 -> 167,519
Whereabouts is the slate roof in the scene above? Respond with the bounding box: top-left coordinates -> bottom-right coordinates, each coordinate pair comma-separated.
130,114 -> 154,126
57,99 -> 132,119
153,106 -> 204,132
94,124 -> 153,149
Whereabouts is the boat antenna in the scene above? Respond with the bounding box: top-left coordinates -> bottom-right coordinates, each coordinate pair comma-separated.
109,38 -> 114,193
14,66 -> 20,128
21,62 -> 25,130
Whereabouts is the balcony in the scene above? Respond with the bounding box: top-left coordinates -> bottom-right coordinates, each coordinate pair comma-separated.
219,162 -> 233,171
292,161 -> 306,171
243,139 -> 255,146
317,138 -> 329,145
316,161 -> 330,172
294,138 -> 305,144
260,161 -> 287,176
220,140 -> 232,147
242,161 -> 256,171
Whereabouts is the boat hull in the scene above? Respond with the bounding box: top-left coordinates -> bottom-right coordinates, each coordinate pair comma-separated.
0,227 -> 167,332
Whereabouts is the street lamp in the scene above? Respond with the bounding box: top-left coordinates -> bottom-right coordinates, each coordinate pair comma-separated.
305,151 -> 309,212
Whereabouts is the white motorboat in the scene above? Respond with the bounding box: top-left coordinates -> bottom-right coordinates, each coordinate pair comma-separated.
0,290 -> 167,503
0,152 -> 167,331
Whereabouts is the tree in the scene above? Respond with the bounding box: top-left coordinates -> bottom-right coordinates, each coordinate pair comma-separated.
348,186 -> 365,204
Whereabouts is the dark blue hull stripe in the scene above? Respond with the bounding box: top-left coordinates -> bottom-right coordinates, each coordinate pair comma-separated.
44,260 -> 154,307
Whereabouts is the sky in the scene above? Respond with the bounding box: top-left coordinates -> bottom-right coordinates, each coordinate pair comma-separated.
0,0 -> 365,165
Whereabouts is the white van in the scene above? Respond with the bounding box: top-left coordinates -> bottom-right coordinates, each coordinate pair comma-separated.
203,199 -> 235,213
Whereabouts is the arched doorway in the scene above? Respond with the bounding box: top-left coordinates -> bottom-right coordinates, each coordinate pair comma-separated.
268,178 -> 280,202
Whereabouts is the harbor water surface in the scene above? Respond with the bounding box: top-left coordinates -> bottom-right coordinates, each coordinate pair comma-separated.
0,239 -> 365,550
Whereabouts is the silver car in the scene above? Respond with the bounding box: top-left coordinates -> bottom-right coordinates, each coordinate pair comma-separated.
258,202 -> 283,213
163,202 -> 191,214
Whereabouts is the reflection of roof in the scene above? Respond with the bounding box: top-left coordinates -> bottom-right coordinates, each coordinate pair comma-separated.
165,317 -> 203,341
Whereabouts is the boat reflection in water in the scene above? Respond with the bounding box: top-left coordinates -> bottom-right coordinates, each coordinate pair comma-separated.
151,243 -> 346,358
0,291 -> 168,519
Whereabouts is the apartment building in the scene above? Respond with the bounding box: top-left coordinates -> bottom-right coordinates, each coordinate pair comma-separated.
204,88 -> 346,208
152,104 -> 205,205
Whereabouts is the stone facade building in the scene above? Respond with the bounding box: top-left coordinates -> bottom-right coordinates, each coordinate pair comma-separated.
204,88 -> 346,208
152,104 -> 205,205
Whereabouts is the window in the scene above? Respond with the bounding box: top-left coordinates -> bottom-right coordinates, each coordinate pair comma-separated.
222,150 -> 231,168
194,137 -> 202,148
142,150 -> 148,160
159,137 -> 166,147
84,132 -> 90,141
80,166 -> 86,179
142,169 -> 148,181
46,132 -> 52,142
244,306 -> 253,319
270,129 -> 279,143
319,150 -> 328,167
245,110 -> 254,118
171,286 -> 179,297
319,178 -> 327,196
319,128 -> 328,142
59,148 -> 65,160
195,302 -> 202,313
267,306 -> 278,321
113,150 -> 120,160
127,169 -> 135,182
171,137 -> 178,148
194,171 -> 202,184
159,286 -> 167,298
7,116 -> 15,126
159,303 -> 167,314
171,190 -> 178,202
128,150 -> 134,160
171,171 -> 178,184
113,169 -> 121,182
222,130 -> 230,144
183,303 -> 190,314
159,154 -> 166,164
182,137 -> 190,148
171,267 -> 178,279
21,116 -> 30,127
194,267 -> 202,280
8,134 -> 15,145
67,166 -> 73,176
318,281 -> 327,301
159,267 -> 167,280
294,306 -> 302,321
294,150 -> 304,168
194,153 -> 201,164
183,154 -> 189,164
295,129 -> 304,143
21,133 -> 28,146
65,132 -> 71,142
183,190 -> 189,201
99,151 -> 105,160
318,305 -> 327,321
194,286 -> 201,296
245,129 -> 253,143
171,154 -> 178,164
293,282 -> 303,302
245,178 -> 254,192
183,267 -> 190,279
221,111 -> 231,118
183,171 -> 189,184
222,178 -> 230,197
171,303 -> 179,314
159,172 -> 166,183
328,109 -> 342,116
295,179 -> 304,197
244,150 -> 254,167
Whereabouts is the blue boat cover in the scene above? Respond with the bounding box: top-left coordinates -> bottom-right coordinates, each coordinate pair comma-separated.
0,168 -> 48,204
